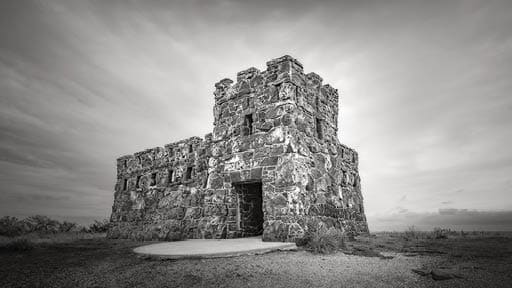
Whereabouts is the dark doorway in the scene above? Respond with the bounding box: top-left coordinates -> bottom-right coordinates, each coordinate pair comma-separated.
234,182 -> 263,237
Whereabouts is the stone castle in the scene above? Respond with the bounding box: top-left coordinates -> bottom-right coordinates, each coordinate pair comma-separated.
108,55 -> 369,242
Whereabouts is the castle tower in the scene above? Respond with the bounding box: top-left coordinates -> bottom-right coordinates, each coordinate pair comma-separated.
108,55 -> 368,242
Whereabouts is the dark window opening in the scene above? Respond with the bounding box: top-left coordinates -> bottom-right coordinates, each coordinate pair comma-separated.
168,169 -> 174,183
185,167 -> 193,180
137,156 -> 142,164
150,173 -> 157,186
189,144 -> 193,153
169,148 -> 174,157
122,179 -> 128,190
243,114 -> 253,136
123,160 -> 127,168
316,95 -> 320,109
306,176 -> 314,192
316,118 -> 323,140
274,83 -> 281,99
203,172 -> 209,188
136,175 -> 142,188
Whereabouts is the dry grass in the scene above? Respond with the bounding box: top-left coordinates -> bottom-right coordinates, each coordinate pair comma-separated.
0,215 -> 108,252
353,229 -> 512,262
0,232 -> 106,251
0,231 -> 511,287
296,226 -> 346,254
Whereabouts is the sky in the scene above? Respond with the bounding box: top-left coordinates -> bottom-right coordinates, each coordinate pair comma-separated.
1,0 -> 511,231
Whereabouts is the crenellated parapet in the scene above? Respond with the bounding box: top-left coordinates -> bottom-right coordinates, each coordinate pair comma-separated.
214,78 -> 234,103
213,55 -> 341,139
114,136 -> 210,194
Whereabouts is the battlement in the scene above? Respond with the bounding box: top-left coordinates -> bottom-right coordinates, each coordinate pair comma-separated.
266,54 -> 304,69
214,55 -> 337,105
214,55 -> 310,91
236,67 -> 260,82
116,135 -> 210,177
213,55 -> 341,138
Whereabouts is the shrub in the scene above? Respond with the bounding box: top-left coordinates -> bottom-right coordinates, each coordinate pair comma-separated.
0,215 -> 107,237
88,219 -> 110,233
23,215 -> 61,234
296,223 -> 346,254
2,238 -> 35,251
58,221 -> 78,233
432,227 -> 449,239
403,226 -> 420,241
0,216 -> 24,237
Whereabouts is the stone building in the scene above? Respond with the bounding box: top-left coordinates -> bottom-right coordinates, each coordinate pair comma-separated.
108,55 -> 369,242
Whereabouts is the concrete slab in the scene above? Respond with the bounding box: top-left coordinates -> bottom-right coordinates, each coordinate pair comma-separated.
133,236 -> 297,259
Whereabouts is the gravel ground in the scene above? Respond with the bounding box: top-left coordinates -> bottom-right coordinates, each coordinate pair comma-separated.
1,236 -> 511,287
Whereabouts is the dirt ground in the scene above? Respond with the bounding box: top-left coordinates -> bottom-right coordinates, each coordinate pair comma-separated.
1,233 -> 511,288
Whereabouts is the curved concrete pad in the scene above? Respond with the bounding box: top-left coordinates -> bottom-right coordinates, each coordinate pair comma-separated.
133,236 -> 297,259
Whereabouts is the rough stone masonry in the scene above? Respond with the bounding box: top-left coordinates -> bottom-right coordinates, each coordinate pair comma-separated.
108,55 -> 369,242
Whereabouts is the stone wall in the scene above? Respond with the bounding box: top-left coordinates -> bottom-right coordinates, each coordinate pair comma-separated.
108,136 -> 211,240
108,55 -> 368,242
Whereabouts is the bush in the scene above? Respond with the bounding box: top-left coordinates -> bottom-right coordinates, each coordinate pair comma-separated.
432,227 -> 449,239
2,238 -> 35,251
0,215 -> 108,237
88,219 -> 110,233
296,223 -> 346,254
403,226 -> 419,241
0,216 -> 24,237
23,215 -> 61,234
59,221 -> 77,233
